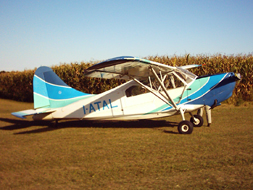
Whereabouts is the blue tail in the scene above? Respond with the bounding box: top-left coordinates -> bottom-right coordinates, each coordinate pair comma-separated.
33,66 -> 92,109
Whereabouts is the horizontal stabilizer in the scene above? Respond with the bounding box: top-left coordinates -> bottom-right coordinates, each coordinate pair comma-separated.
11,109 -> 55,119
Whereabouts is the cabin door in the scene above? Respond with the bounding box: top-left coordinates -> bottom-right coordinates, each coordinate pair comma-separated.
110,91 -> 124,117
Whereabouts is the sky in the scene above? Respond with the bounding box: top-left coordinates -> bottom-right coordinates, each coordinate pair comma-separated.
0,0 -> 252,71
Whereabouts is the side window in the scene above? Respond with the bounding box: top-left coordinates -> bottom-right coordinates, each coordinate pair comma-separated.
164,74 -> 184,90
125,86 -> 147,97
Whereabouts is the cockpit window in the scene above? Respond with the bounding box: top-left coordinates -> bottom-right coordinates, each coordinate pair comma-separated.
176,67 -> 197,82
125,86 -> 147,97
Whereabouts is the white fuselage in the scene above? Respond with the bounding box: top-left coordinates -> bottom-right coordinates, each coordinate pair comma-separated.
34,80 -> 202,121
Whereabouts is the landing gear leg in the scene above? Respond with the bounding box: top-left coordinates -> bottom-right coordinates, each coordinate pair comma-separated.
179,108 -> 185,121
197,106 -> 212,126
197,107 -> 203,116
205,105 -> 212,127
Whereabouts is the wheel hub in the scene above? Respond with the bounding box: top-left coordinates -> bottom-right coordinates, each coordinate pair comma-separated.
181,124 -> 189,132
193,119 -> 200,125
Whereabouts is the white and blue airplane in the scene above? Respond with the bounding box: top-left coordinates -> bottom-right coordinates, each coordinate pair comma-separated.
12,56 -> 240,134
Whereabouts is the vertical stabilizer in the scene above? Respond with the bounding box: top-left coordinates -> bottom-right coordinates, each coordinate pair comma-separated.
33,66 -> 92,109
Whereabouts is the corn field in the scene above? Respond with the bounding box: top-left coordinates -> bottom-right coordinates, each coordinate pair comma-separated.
0,54 -> 252,105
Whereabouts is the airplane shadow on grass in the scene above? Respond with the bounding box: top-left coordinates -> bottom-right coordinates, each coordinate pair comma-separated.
0,117 -> 179,135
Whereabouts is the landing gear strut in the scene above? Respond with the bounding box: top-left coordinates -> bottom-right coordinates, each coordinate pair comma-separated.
177,108 -> 204,134
197,105 -> 212,127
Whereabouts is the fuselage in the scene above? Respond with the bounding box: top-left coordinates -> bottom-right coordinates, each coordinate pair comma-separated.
33,72 -> 238,121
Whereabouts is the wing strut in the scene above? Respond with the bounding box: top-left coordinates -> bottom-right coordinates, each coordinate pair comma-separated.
131,66 -> 180,111
132,78 -> 173,107
150,67 -> 179,110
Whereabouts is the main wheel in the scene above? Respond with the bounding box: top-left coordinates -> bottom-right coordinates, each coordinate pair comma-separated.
178,120 -> 194,134
190,114 -> 204,127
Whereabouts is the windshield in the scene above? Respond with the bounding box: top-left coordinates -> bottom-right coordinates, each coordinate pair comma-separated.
176,67 -> 197,83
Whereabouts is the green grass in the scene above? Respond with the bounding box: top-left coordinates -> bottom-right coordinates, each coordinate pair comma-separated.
0,99 -> 253,189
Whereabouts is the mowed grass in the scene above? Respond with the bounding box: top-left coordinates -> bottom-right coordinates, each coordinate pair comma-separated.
0,99 -> 253,189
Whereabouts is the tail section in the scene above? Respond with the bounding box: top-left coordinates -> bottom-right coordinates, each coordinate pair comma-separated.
33,66 -> 92,109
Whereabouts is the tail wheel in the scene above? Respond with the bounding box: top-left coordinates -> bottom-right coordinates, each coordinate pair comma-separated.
190,114 -> 204,127
178,120 -> 194,134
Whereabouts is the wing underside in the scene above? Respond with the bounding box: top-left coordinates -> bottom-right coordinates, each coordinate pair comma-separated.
84,56 -> 182,81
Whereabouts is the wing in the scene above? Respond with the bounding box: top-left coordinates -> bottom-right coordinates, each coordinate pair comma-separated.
84,56 -> 199,110
84,56 -> 182,81
179,64 -> 201,70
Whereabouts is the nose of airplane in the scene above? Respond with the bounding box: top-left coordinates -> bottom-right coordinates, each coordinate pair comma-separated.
217,72 -> 240,102
204,72 -> 240,107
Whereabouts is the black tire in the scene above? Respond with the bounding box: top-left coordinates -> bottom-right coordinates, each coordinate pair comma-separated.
178,120 -> 194,134
190,114 -> 204,127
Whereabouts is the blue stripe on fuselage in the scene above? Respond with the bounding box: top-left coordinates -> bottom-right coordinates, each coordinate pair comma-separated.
184,73 -> 228,104
196,72 -> 236,106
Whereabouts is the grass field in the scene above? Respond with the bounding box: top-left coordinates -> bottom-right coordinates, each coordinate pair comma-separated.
0,99 -> 253,189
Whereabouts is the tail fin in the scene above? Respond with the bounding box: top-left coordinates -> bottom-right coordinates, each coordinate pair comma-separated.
33,66 -> 92,109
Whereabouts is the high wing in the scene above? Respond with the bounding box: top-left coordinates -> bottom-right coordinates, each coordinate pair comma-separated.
84,56 -> 197,81
179,64 -> 201,70
84,56 -> 200,111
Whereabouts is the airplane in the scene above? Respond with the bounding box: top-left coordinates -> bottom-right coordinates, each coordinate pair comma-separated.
11,56 -> 240,134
